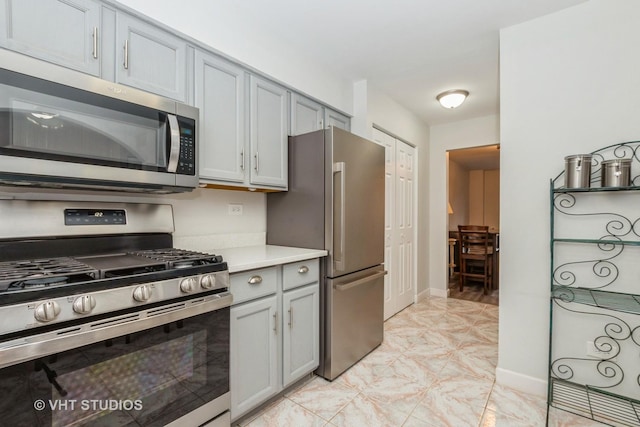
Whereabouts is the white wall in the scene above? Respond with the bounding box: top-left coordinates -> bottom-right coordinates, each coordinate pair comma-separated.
499,0 -> 640,394
429,115 -> 500,296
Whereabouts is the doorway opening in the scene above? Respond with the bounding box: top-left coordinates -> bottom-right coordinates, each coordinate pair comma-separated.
447,144 -> 500,305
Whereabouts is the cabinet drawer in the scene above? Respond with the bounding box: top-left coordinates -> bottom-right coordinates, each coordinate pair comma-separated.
231,267 -> 277,305
282,258 -> 319,291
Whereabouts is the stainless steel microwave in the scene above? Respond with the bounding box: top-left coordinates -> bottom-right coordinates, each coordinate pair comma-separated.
0,49 -> 199,193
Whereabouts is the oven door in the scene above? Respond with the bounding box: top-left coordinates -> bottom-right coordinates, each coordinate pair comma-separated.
0,292 -> 231,427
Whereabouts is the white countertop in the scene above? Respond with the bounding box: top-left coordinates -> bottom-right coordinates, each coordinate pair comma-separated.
211,245 -> 327,273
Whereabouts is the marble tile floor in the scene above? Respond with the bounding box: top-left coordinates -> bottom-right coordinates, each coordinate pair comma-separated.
235,296 -> 604,427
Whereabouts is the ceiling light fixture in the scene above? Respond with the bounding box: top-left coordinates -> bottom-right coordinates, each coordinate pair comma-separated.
436,89 -> 469,109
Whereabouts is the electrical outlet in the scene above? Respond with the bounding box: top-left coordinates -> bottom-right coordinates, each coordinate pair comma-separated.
586,341 -> 613,359
228,204 -> 243,216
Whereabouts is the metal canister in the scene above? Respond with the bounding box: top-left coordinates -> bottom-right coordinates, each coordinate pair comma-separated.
564,154 -> 592,189
601,158 -> 631,187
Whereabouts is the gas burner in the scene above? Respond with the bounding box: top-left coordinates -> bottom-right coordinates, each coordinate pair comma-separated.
13,276 -> 70,289
173,261 -> 196,269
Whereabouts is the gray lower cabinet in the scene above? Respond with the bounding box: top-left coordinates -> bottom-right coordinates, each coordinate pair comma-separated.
115,12 -> 188,102
290,93 -> 350,135
230,259 -> 319,421
282,283 -> 319,387
230,294 -> 278,419
0,0 -> 101,76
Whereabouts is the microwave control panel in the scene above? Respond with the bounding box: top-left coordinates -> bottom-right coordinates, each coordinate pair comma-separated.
177,120 -> 195,176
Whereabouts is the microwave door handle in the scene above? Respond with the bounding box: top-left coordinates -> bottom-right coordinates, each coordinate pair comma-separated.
167,114 -> 180,173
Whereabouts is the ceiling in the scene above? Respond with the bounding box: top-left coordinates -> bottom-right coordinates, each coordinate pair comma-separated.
449,145 -> 500,170
221,0 -> 587,126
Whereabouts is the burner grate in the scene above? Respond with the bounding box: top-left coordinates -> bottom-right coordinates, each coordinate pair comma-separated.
0,257 -> 99,290
0,258 -> 97,280
131,248 -> 221,268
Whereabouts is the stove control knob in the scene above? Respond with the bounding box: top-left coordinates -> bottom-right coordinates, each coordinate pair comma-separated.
72,295 -> 97,315
34,301 -> 61,322
200,274 -> 216,289
180,277 -> 197,293
133,284 -> 152,302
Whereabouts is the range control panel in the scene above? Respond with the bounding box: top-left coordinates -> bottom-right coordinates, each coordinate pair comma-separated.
64,209 -> 127,226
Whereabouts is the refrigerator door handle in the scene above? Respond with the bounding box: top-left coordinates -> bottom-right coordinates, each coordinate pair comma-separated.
334,270 -> 387,292
333,161 -> 346,271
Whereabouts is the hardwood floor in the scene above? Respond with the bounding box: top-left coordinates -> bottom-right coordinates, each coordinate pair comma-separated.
448,274 -> 499,305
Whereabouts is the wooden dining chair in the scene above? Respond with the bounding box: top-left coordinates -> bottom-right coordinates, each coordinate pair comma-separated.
457,225 -> 494,295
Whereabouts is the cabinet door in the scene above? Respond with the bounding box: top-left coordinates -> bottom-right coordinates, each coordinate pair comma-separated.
230,296 -> 278,420
0,0 -> 101,76
249,75 -> 288,188
282,283 -> 319,387
291,93 -> 323,136
325,108 -> 350,131
115,12 -> 187,102
195,51 -> 246,183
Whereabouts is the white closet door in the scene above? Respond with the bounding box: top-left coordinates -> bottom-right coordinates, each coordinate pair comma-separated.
395,140 -> 415,311
372,128 -> 416,320
372,128 -> 396,320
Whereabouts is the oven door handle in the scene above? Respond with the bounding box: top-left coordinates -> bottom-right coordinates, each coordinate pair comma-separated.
0,292 -> 232,369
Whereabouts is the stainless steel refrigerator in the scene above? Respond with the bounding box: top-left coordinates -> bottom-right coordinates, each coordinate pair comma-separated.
267,127 -> 386,380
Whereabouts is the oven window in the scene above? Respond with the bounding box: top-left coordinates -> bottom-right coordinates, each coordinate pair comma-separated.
0,69 -> 169,171
0,307 -> 229,427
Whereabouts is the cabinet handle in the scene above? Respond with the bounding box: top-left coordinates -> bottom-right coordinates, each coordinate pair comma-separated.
240,149 -> 245,171
92,27 -> 98,59
254,152 -> 259,173
247,275 -> 262,285
123,39 -> 129,69
298,266 -> 309,274
273,312 -> 278,334
288,308 -> 293,328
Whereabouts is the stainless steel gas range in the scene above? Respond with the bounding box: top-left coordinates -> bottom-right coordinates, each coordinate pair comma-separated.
0,200 -> 232,427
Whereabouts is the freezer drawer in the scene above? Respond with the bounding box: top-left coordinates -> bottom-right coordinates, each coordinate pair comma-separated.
319,265 -> 386,380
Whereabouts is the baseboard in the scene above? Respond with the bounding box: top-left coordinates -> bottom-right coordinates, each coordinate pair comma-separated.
495,367 -> 548,398
415,289 -> 430,302
429,287 -> 448,299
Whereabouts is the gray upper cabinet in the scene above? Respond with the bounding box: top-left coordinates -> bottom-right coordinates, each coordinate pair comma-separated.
249,75 -> 288,189
0,0 -> 101,76
196,58 -> 288,191
195,51 -> 245,184
291,93 -> 324,135
325,108 -> 350,132
290,93 -> 351,136
115,12 -> 188,102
